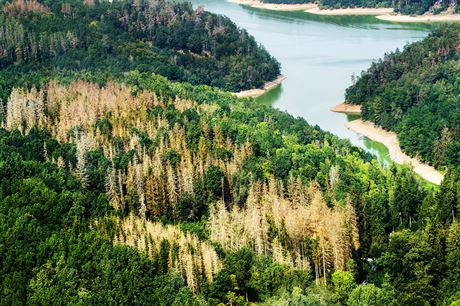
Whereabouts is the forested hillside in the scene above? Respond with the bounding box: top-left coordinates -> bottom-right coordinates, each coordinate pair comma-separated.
0,0 -> 280,99
1,1 -> 460,305
3,71 -> 460,305
346,24 -> 460,168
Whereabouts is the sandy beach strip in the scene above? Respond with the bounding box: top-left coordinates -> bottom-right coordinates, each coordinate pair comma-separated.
227,0 -> 460,20
346,119 -> 444,184
331,103 -> 362,114
233,75 -> 286,98
306,7 -> 393,15
376,13 -> 460,22
229,0 -> 316,11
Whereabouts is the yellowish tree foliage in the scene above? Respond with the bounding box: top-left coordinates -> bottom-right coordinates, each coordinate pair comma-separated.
6,87 -> 45,134
4,81 -> 252,217
114,214 -> 222,292
5,80 -> 363,287
4,0 -> 50,16
209,178 -> 359,282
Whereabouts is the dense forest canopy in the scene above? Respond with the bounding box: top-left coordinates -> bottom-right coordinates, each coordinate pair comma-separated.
2,71 -> 460,305
346,24 -> 460,168
1,1 -> 460,305
0,0 -> 280,100
263,0 -> 458,15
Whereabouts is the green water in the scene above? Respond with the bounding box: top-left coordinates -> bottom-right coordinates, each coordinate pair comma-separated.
190,0 -> 435,166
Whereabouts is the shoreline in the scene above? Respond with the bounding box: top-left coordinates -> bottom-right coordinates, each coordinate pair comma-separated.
228,0 -> 316,11
227,0 -> 460,21
306,7 -> 393,15
376,13 -> 460,22
346,119 -> 444,184
228,0 -> 392,15
330,102 -> 362,114
233,74 -> 286,98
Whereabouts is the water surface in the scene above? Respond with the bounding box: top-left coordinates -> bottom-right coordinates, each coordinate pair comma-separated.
189,0 -> 434,164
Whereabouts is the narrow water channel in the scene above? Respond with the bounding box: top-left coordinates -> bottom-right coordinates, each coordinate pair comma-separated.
190,0 -> 433,165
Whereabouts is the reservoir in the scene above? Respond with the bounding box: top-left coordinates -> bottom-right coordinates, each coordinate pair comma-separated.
190,0 -> 432,166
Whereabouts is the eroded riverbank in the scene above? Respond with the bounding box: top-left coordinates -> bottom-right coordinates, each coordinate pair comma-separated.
332,103 -> 444,184
228,0 -> 460,22
192,0 -> 431,176
233,75 -> 286,98
229,0 -> 315,11
305,7 -> 393,15
346,119 -> 444,184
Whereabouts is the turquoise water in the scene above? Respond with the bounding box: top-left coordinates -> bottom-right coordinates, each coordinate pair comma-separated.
189,0 -> 435,164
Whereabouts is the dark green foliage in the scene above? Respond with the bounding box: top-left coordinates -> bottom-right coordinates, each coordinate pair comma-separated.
203,165 -> 231,203
331,271 -> 357,304
346,25 -> 460,168
207,248 -> 312,304
208,248 -> 255,303
347,283 -> 388,306
0,4 -> 459,303
0,0 -> 280,106
0,128 -> 200,305
318,0 -> 391,9
435,167 -> 460,223
2,70 -> 459,305
162,149 -> 181,168
263,0 -> 390,8
394,0 -> 450,15
176,192 -> 208,222
378,224 -> 446,305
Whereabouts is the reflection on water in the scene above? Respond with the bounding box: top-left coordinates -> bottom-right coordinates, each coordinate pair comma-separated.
346,114 -> 360,121
256,84 -> 283,105
241,6 -> 435,30
363,137 -> 392,167
189,0 -> 436,165
344,114 -> 392,167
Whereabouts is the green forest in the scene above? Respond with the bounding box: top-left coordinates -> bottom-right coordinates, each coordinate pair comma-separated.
346,24 -> 460,169
263,0 -> 458,15
1,0 -> 460,305
0,0 -> 280,98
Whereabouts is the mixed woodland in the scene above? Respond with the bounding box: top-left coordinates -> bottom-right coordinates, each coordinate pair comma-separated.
346,24 -> 460,169
1,0 -> 460,305
0,0 -> 280,98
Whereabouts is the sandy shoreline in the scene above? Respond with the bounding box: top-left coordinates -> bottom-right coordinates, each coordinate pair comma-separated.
229,0 -> 392,15
228,0 -> 460,21
376,13 -> 460,22
306,7 -> 392,15
331,103 -> 362,114
233,75 -> 286,98
346,119 -> 444,184
229,0 -> 316,11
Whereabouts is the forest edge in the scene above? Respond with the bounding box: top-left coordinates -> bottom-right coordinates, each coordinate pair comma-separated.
230,0 -> 460,22
332,103 -> 445,184
233,74 -> 286,98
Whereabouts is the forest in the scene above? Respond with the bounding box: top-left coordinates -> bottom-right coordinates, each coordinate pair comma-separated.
1,0 -> 460,305
2,68 -> 460,306
263,0 -> 457,15
0,0 -> 280,100
346,24 -> 460,169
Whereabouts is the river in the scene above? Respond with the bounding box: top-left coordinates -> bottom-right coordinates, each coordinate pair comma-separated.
190,0 -> 433,165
